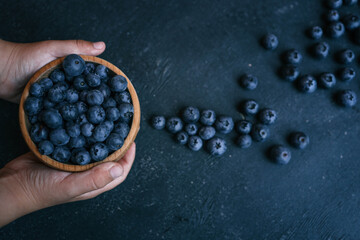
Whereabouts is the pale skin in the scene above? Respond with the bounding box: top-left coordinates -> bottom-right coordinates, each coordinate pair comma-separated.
0,39 -> 136,227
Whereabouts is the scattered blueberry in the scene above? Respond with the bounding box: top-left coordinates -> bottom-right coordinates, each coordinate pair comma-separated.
175,131 -> 189,145
184,123 -> 198,136
49,128 -> 70,146
151,116 -> 166,130
166,117 -> 183,134
62,54 -> 85,77
337,49 -> 355,64
338,67 -> 356,82
336,89 -> 357,107
242,99 -> 259,115
324,9 -> 340,22
280,65 -> 300,82
118,103 -> 134,123
343,14 -> 360,30
297,75 -> 317,93
24,97 -> 43,116
198,126 -> 216,140
251,124 -> 270,142
326,0 -> 343,9
308,26 -> 323,39
200,109 -> 216,126
182,106 -> 200,123
90,143 -> 109,161
49,69 -> 65,83
207,137 -> 227,156
236,135 -> 252,149
284,49 -> 302,64
239,74 -> 258,90
312,42 -> 330,59
343,0 -> 357,5
289,132 -> 309,149
110,75 -> 128,92
319,72 -> 336,88
261,33 -> 278,50
188,136 -> 203,151
327,21 -> 345,38
269,145 -> 291,165
52,146 -> 71,163
38,140 -> 54,155
258,109 -> 277,125
215,116 -> 234,134
236,120 -> 252,134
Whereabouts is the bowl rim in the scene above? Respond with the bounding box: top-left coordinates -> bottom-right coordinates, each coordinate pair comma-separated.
19,55 -> 140,172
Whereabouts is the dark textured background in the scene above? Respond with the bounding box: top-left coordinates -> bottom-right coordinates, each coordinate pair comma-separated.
1,0 -> 360,239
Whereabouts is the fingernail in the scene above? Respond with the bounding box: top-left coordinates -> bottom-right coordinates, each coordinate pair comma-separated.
109,165 -> 123,179
93,41 -> 104,50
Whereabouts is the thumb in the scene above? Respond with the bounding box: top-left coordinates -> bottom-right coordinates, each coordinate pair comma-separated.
60,162 -> 123,198
46,39 -> 106,58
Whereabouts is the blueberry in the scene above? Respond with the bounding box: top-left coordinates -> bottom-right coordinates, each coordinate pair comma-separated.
103,120 -> 114,132
29,82 -> 45,97
49,69 -> 65,83
81,122 -> 94,137
87,106 -> 106,124
113,121 -> 130,138
289,132 -> 309,149
60,104 -> 78,121
39,77 -> 53,91
258,108 -> 277,125
324,9 -> 340,22
182,106 -> 200,123
28,115 -> 38,124
106,107 -> 120,121
175,131 -> 189,144
308,26 -> 323,39
326,0 -> 343,8
55,101 -> 67,111
98,83 -> 111,99
95,64 -> 109,79
52,146 -> 71,163
198,126 -> 216,140
251,124 -> 270,142
280,65 -> 300,82
110,75 -> 128,92
106,133 -> 124,151
319,72 -> 336,88
68,135 -> 86,149
64,88 -> 79,103
93,122 -> 111,142
261,33 -> 278,50
40,108 -> 63,129
66,122 -> 81,138
73,76 -> 89,91
118,103 -> 134,123
86,89 -> 104,106
312,42 -> 330,59
343,14 -> 360,30
206,137 -> 227,156
38,140 -> 54,155
62,54 -> 85,77
327,21 -> 345,38
269,145 -> 291,165
75,101 -> 88,115
76,113 -> 88,125
184,123 -> 198,136
43,98 -> 55,109
49,128 -> 70,146
239,74 -> 258,90
114,91 -> 131,104
86,73 -> 101,88
166,117 -> 183,134
79,90 -> 88,102
242,99 -> 259,115
215,116 -> 234,134
72,149 -> 91,165
200,109 -> 216,126
24,97 -> 43,116
284,49 -> 302,64
236,120 -> 252,134
337,49 -> 355,64
297,75 -> 317,93
343,0 -> 357,5
338,67 -> 355,82
188,136 -> 203,151
84,62 -> 95,75
103,97 -> 117,108
151,116 -> 166,130
236,135 -> 252,148
48,85 -> 65,103
336,89 -> 357,107
30,123 -> 48,143
65,74 -> 74,82
90,143 -> 109,161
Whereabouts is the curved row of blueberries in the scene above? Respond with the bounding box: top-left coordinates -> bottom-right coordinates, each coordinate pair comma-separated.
24,54 -> 133,165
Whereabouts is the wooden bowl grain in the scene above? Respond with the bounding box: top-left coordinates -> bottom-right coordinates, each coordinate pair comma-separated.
19,55 -> 140,172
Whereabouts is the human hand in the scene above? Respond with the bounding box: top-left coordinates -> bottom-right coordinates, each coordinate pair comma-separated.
0,39 -> 106,103
0,143 -> 135,227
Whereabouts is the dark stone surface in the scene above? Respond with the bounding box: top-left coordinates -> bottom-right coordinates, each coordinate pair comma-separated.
1,0 -> 360,239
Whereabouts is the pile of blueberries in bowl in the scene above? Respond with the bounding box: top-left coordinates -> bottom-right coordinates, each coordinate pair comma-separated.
23,54 -> 134,165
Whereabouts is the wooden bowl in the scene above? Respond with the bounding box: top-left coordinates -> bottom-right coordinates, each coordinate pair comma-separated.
19,55 -> 140,172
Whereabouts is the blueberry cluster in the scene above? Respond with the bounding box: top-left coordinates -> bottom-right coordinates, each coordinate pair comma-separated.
152,107 -> 229,156
24,54 -> 133,165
